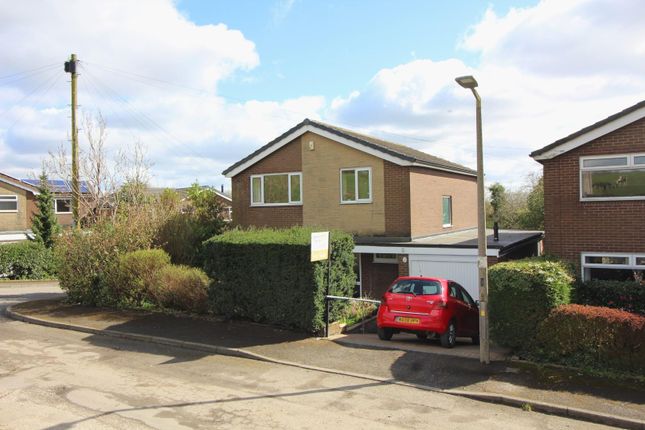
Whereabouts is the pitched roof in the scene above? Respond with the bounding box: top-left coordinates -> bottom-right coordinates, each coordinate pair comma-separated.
223,119 -> 476,177
0,172 -> 39,194
530,100 -> 645,160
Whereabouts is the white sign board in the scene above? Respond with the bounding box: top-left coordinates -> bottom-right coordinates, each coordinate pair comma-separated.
310,231 -> 330,262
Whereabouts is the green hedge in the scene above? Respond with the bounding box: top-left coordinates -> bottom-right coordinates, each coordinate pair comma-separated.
489,258 -> 573,352
574,280 -> 645,315
0,241 -> 57,280
535,304 -> 645,374
203,227 -> 355,333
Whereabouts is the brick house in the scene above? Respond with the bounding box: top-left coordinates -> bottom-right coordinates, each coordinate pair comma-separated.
0,173 -> 80,242
225,119 -> 542,299
530,100 -> 645,281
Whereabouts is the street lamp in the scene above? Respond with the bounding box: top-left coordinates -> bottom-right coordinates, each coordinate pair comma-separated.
455,75 -> 490,364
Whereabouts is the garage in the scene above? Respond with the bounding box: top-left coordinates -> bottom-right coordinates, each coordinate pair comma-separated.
408,253 -> 479,300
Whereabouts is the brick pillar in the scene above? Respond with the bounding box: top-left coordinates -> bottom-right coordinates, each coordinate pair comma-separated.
398,254 -> 409,276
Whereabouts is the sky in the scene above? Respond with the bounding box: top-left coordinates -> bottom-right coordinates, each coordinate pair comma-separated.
1,0 -> 644,191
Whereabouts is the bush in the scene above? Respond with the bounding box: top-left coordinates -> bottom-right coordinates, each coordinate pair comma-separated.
574,280 -> 645,315
489,258 -> 573,352
116,249 -> 171,306
150,265 -> 210,313
0,241 -> 57,280
203,227 -> 355,333
535,304 -> 645,374
156,214 -> 204,267
56,207 -> 164,306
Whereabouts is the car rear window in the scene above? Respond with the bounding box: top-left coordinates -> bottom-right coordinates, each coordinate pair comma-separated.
390,280 -> 442,296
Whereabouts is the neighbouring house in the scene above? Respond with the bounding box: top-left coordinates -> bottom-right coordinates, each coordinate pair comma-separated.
0,173 -> 86,242
145,186 -> 233,221
224,119 -> 542,299
530,100 -> 645,282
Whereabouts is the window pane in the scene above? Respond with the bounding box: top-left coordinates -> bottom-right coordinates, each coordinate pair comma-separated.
357,170 -> 370,200
584,255 -> 629,265
586,268 -> 635,282
290,174 -> 301,202
56,199 -> 71,213
635,156 -> 645,165
442,196 -> 452,225
251,177 -> 262,203
264,174 -> 289,203
581,169 -> 645,198
341,170 -> 355,201
636,257 -> 645,266
0,200 -> 17,211
582,157 -> 628,168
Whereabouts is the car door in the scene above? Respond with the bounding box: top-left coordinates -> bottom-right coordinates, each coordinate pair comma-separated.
447,282 -> 465,332
458,285 -> 479,336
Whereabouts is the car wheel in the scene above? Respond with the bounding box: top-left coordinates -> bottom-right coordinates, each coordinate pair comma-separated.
471,335 -> 480,345
416,332 -> 428,340
440,321 -> 457,348
377,327 -> 393,341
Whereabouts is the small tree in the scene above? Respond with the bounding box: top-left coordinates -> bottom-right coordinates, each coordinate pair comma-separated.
518,174 -> 544,230
31,171 -> 61,248
487,182 -> 506,227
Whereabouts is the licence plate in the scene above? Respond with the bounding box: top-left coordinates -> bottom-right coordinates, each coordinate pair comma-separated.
395,316 -> 420,324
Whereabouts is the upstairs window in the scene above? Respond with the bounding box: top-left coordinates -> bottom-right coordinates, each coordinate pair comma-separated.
580,154 -> 645,200
0,195 -> 18,212
250,173 -> 302,206
340,167 -> 371,203
442,195 -> 452,227
55,198 -> 72,214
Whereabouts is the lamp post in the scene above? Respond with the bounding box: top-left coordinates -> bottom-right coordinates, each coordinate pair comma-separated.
455,75 -> 489,364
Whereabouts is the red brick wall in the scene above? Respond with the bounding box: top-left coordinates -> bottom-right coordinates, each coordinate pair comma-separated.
360,253 -> 398,299
231,138 -> 303,228
383,161 -> 411,236
398,254 -> 409,276
541,117 -> 645,269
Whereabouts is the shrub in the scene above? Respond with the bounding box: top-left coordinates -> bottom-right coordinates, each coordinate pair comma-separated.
150,265 -> 210,313
156,214 -> 204,267
0,241 -> 57,280
203,227 -> 355,333
535,304 -> 645,374
116,249 -> 171,306
56,207 -> 164,306
489,258 -> 573,352
574,280 -> 645,315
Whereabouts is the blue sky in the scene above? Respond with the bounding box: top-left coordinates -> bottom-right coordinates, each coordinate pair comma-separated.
180,0 -> 537,101
0,0 -> 643,190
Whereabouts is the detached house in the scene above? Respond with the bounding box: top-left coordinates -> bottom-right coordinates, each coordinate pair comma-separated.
530,100 -> 645,281
225,119 -> 542,299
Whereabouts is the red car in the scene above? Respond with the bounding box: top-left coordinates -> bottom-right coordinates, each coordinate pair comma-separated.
376,276 -> 479,348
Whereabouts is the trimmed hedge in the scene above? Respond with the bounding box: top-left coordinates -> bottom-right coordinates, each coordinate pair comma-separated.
535,304 -> 645,374
574,280 -> 644,315
0,241 -> 57,280
489,258 -> 573,352
203,227 -> 355,333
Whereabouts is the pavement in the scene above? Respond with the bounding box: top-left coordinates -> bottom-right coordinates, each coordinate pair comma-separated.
4,282 -> 645,429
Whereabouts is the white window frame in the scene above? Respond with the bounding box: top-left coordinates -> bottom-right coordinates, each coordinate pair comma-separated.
579,153 -> 645,201
54,198 -> 72,214
340,167 -> 372,204
442,195 -> 453,227
373,253 -> 398,264
250,172 -> 302,207
580,252 -> 645,281
0,195 -> 18,213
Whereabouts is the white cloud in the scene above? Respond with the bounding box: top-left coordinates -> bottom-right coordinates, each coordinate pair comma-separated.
0,0 -> 323,187
330,0 -> 645,188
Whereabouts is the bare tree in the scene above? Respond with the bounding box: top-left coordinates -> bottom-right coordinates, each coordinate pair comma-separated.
47,110 -> 152,225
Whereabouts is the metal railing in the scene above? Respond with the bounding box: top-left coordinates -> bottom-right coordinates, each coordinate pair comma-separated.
324,295 -> 381,337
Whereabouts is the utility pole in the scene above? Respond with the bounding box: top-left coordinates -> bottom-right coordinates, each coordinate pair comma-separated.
64,54 -> 80,228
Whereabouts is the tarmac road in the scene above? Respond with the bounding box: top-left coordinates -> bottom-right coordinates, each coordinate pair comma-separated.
0,283 -> 614,429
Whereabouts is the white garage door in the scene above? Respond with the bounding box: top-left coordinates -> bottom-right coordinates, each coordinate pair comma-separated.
408,254 -> 479,300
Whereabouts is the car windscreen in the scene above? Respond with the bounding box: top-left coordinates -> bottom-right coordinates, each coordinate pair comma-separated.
390,280 -> 442,296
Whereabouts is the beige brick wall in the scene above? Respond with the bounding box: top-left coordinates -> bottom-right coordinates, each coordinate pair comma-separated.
301,132 -> 386,235
0,182 -> 29,232
409,168 -> 477,238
